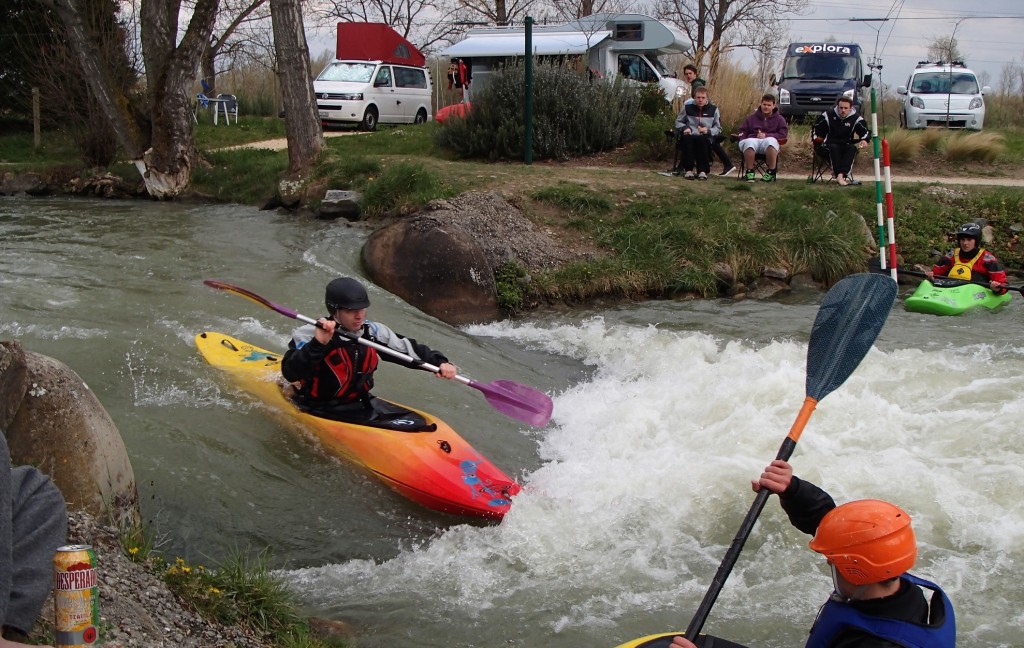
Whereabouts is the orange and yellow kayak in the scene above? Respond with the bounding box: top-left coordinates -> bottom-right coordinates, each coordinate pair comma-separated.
195,332 -> 520,519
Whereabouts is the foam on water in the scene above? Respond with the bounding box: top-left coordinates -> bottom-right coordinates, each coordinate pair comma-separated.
285,318 -> 1024,647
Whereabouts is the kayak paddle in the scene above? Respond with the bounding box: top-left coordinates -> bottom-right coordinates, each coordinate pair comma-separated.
619,273 -> 897,648
888,267 -> 1024,296
203,279 -> 554,427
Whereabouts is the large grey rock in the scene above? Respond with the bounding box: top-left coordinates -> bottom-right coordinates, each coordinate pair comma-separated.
363,216 -> 500,325
319,189 -> 362,220
0,341 -> 140,528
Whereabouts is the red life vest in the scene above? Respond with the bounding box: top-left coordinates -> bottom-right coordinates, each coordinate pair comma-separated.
308,342 -> 379,401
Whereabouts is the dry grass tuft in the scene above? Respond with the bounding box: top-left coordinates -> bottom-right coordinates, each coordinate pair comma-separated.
885,130 -> 923,163
941,131 -> 1005,162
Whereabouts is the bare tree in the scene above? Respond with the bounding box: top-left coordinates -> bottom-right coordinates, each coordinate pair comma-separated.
269,0 -> 323,176
457,0 -> 537,27
311,0 -> 469,53
40,0 -> 219,198
926,33 -> 965,63
654,0 -> 806,80
200,0 -> 271,96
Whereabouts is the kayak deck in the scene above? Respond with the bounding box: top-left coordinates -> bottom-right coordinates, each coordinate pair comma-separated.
904,279 -> 1012,316
195,332 -> 520,519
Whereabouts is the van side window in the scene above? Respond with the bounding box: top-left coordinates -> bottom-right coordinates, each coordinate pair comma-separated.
394,67 -> 427,89
374,67 -> 393,88
614,23 -> 643,41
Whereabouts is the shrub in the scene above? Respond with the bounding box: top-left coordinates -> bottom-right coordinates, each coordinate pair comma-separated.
434,61 -> 642,160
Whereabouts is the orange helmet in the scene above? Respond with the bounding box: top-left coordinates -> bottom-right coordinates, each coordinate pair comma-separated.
808,499 -> 917,586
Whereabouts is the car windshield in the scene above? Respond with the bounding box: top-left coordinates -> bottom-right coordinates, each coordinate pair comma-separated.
316,62 -> 376,83
782,55 -> 859,80
910,72 -> 979,94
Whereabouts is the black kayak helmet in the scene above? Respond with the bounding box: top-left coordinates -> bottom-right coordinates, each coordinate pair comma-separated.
956,222 -> 981,242
325,277 -> 370,312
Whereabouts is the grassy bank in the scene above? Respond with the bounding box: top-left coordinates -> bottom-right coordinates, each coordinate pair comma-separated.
6,118 -> 1024,309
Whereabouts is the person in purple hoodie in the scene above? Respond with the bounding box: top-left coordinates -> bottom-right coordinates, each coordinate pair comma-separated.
736,93 -> 789,183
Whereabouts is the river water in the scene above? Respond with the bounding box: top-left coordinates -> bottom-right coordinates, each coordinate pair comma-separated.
2,195 -> 1021,647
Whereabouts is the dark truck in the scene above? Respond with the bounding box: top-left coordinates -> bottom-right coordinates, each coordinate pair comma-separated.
771,42 -> 871,120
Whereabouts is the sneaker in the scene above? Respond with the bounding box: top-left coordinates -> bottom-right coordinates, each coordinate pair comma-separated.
744,170 -> 756,183
719,165 -> 737,177
762,169 -> 777,182
697,172 -> 708,181
684,171 -> 696,180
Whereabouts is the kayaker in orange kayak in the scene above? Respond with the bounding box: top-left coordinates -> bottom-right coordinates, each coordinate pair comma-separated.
282,277 -> 458,424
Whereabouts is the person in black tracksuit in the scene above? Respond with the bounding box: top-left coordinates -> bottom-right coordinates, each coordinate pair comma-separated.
670,460 -> 955,648
281,277 -> 458,427
813,96 -> 870,186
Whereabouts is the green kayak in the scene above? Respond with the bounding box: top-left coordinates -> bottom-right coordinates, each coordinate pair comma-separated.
904,278 -> 1012,315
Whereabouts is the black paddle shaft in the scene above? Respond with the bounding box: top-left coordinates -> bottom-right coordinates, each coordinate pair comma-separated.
684,274 -> 897,640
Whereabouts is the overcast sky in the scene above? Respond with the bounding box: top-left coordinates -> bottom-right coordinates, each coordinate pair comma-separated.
785,0 -> 1024,89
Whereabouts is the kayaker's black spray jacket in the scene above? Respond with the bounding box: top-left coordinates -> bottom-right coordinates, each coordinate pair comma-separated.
281,320 -> 449,406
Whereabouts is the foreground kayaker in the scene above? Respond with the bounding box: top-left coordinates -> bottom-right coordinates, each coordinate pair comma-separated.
669,460 -> 955,648
926,222 -> 1007,293
282,277 -> 459,424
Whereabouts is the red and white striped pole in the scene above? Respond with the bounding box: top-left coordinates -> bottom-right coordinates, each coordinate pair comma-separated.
869,88 -> 886,270
882,139 -> 897,279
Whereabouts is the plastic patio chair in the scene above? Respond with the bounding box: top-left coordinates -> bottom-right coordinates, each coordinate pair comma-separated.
215,93 -> 238,125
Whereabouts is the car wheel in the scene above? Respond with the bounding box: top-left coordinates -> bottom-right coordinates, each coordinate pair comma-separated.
361,107 -> 378,131
414,108 -> 428,125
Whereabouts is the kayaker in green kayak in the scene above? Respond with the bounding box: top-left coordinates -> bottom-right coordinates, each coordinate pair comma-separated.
281,277 -> 459,424
925,222 -> 1007,293
669,460 -> 955,648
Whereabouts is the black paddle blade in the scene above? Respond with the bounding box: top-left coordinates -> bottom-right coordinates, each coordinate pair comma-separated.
806,274 -> 897,402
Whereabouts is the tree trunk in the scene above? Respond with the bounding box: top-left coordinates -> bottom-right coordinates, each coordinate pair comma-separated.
269,0 -> 324,178
43,0 -> 220,199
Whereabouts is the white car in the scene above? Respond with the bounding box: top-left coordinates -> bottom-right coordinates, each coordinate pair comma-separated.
897,62 -> 990,130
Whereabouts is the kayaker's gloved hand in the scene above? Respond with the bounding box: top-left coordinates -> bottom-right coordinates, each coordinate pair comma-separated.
991,280 -> 1008,294
924,270 -> 934,280
436,362 -> 458,380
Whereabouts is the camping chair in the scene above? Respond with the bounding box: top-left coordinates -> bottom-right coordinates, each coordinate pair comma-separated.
215,93 -> 238,125
731,134 -> 787,178
809,136 -> 866,185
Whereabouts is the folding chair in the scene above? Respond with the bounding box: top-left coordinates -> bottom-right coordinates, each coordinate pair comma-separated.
809,137 -> 865,185
809,138 -> 834,184
731,135 -> 787,179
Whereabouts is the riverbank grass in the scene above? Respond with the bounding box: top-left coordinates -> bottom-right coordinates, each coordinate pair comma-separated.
121,527 -> 348,647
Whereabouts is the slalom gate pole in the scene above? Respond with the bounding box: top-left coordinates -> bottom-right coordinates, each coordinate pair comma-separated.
882,139 -> 898,279
870,87 -> 886,269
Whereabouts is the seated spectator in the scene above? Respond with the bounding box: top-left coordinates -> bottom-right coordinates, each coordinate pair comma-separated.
679,76 -> 737,177
813,96 -> 870,186
1,433 -> 68,645
672,86 -> 721,180
736,93 -> 788,183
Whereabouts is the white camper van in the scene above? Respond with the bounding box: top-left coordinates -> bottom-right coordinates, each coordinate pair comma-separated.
315,23 -> 432,130
442,14 -> 690,102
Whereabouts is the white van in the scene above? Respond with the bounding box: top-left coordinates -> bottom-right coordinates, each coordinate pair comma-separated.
315,60 -> 432,130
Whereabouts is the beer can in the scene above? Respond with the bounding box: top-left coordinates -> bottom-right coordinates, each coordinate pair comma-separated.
53,544 -> 99,647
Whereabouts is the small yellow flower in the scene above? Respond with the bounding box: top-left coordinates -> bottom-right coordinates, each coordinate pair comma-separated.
128,547 -> 140,556
182,566 -> 192,574
208,587 -> 221,595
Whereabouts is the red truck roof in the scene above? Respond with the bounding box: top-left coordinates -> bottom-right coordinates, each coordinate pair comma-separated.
335,23 -> 425,67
